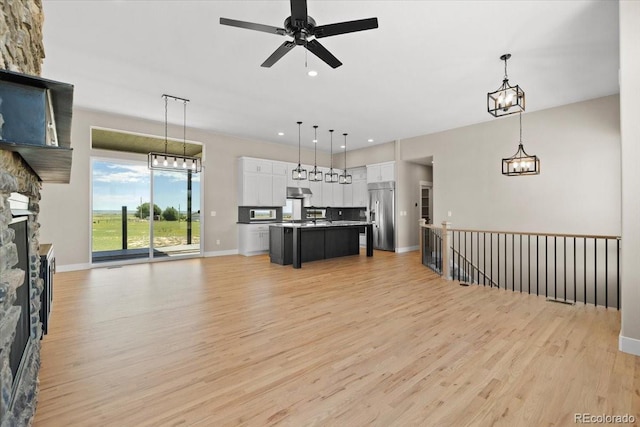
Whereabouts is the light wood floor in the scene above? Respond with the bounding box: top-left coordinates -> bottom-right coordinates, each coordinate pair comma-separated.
34,251 -> 639,426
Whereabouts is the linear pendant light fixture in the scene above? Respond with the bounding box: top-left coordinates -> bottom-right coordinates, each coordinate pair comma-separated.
487,53 -> 525,118
148,94 -> 202,173
339,133 -> 352,184
292,121 -> 307,180
308,125 -> 323,181
502,112 -> 540,176
325,129 -> 339,183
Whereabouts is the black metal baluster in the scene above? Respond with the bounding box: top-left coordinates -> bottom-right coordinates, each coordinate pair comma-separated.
563,236 -> 567,302
617,238 -> 620,310
594,238 -> 597,307
584,237 -> 587,305
554,236 -> 557,300
536,235 -> 539,296
512,234 -> 515,292
458,231 -> 461,281
491,233 -> 493,288
504,233 -> 507,290
545,236 -> 550,298
483,233 -> 486,286
469,231 -> 473,283
605,239 -> 608,308
464,231 -> 468,282
497,234 -> 500,289
528,235 -> 531,295
519,234 -> 522,293
573,237 -> 578,303
452,230 -> 456,281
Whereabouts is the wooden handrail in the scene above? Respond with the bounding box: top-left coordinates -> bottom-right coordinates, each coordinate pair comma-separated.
419,223 -> 620,240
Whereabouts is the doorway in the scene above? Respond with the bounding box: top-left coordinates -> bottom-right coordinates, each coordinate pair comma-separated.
91,158 -> 201,263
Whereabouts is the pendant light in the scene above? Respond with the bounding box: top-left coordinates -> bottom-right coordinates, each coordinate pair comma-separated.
308,125 -> 323,181
292,121 -> 307,180
325,129 -> 339,183
339,133 -> 352,184
487,53 -> 525,118
502,112 -> 540,176
148,94 -> 202,172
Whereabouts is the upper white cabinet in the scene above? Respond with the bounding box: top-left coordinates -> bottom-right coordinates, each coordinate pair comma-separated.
350,167 -> 368,207
367,161 -> 395,183
271,161 -> 288,206
238,157 -> 285,206
308,179 -> 323,206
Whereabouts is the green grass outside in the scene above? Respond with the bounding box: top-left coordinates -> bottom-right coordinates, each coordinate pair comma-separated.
92,212 -> 200,252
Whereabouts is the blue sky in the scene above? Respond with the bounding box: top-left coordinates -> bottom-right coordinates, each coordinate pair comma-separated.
92,160 -> 201,213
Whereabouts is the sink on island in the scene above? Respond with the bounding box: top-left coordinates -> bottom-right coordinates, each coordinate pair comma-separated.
269,221 -> 374,268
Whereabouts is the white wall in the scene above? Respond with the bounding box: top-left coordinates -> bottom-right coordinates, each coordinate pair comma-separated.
400,95 -> 621,236
39,108 -> 330,268
619,0 -> 640,354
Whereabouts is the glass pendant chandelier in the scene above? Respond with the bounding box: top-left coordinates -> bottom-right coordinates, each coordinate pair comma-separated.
502,112 -> 540,176
308,125 -> 323,181
292,121 -> 307,180
325,129 -> 339,183
487,53 -> 525,118
148,94 -> 202,172
339,133 -> 352,184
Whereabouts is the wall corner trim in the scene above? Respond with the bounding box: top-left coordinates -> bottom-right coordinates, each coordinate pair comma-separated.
619,334 -> 640,356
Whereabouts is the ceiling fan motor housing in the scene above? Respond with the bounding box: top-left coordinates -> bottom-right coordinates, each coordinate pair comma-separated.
284,16 -> 316,44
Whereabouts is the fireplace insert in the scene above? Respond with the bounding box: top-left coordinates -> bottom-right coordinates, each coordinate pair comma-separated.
7,216 -> 31,405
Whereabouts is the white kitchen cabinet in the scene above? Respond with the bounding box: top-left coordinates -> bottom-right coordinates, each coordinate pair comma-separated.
272,174 -> 287,206
308,179 -> 323,206
342,183 -> 353,207
238,157 -> 277,206
333,175 -> 344,207
352,179 -> 368,207
367,161 -> 395,183
238,224 -> 270,255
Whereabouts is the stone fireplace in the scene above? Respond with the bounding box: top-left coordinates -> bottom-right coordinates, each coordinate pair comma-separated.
0,0 -> 47,425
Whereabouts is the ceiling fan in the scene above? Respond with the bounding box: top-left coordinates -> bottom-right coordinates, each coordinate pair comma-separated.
220,0 -> 378,69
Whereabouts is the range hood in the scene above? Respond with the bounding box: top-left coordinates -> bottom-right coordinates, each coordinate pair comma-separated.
287,187 -> 312,198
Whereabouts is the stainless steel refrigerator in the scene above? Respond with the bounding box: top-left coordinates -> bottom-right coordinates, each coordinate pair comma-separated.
368,181 -> 395,251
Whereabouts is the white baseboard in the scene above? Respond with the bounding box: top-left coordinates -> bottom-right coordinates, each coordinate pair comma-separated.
56,263 -> 91,272
619,334 -> 640,356
396,246 -> 419,253
204,249 -> 239,257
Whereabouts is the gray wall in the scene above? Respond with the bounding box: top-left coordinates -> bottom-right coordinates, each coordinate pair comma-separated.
39,108 -> 330,268
399,95 -> 621,236
620,0 -> 640,352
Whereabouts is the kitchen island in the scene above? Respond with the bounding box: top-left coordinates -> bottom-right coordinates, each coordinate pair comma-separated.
269,221 -> 373,268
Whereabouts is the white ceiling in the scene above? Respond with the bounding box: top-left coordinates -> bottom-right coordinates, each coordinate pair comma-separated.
40,0 -> 619,153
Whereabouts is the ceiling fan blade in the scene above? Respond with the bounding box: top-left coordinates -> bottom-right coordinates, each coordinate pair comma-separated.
290,0 -> 308,26
314,17 -> 379,38
305,39 -> 342,69
261,41 -> 296,67
220,17 -> 286,36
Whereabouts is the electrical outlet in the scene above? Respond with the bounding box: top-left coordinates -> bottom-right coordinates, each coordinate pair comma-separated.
448,211 -> 452,217
211,211 -> 216,217
216,239 -> 220,245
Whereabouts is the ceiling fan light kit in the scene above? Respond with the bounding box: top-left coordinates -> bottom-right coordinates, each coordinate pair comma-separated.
220,0 -> 378,69
148,94 -> 202,173
487,53 -> 525,118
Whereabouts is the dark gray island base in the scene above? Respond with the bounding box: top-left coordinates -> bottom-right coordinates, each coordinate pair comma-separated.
269,222 -> 373,268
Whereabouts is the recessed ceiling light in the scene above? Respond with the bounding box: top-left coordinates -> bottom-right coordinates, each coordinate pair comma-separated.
278,132 -> 284,136
368,139 -> 374,143
313,139 -> 317,143
308,70 -> 318,77
340,145 -> 345,149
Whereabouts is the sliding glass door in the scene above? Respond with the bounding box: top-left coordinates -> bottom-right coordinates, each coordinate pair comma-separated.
151,169 -> 200,257
91,158 -> 201,263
